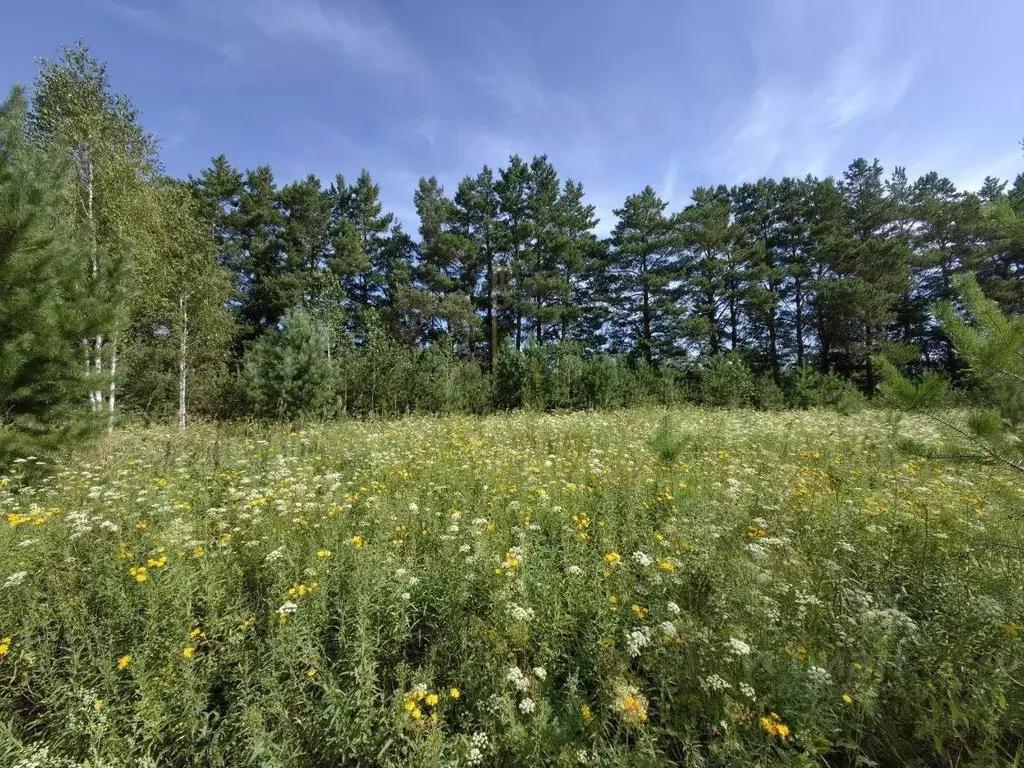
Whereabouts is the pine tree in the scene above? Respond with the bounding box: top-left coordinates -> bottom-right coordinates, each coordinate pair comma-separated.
494,156 -> 533,351
680,185 -> 738,355
603,186 -> 681,363
241,309 -> 337,419
454,167 -> 500,368
880,274 -> 1024,476
0,87 -> 104,465
410,176 -> 479,349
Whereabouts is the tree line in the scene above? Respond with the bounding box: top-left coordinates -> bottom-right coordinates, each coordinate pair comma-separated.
2,43 -> 1023,458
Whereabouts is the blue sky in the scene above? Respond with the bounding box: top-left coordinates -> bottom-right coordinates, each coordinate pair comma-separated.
4,0 -> 1023,232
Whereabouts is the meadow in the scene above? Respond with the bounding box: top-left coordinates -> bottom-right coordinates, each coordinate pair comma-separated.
0,408 -> 1021,767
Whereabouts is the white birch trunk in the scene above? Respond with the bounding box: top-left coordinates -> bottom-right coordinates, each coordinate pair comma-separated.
108,338 -> 117,431
178,295 -> 188,430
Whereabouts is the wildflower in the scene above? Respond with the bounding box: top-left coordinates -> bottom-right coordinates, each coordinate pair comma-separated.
808,665 -> 833,686
189,628 -> 205,640
147,554 -> 167,569
658,558 -> 677,572
136,520 -> 148,530
3,571 -> 28,589
117,654 -> 132,670
316,549 -> 332,558
0,637 -> 10,656
519,697 -> 536,714
603,552 -> 621,567
467,747 -> 483,766
667,601 -> 681,616
614,683 -> 649,725
351,536 -> 366,549
93,699 -> 105,710
631,603 -> 648,620
626,627 -> 651,657
192,547 -> 205,557
759,712 -> 790,740
660,621 -> 678,640
449,687 -> 460,699
277,601 -> 298,615
182,646 -> 195,659
567,565 -> 583,576
701,674 -> 732,693
532,666 -> 547,681
581,703 -> 592,721
307,668 -> 317,678
842,694 -> 853,705
425,693 -> 439,706
411,706 -> 423,719
129,566 -> 148,583
740,682 -> 756,700
632,551 -> 653,567
507,666 -> 530,692
1002,623 -> 1019,634
727,638 -> 752,657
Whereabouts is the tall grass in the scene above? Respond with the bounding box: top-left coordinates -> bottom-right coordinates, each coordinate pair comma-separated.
0,408 -> 1021,766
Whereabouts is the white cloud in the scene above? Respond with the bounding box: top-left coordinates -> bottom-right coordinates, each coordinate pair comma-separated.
713,0 -> 916,182
232,0 -> 419,75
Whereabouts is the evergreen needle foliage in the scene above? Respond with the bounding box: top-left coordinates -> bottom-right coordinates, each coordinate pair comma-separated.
0,87 -> 103,467
879,274 -> 1024,474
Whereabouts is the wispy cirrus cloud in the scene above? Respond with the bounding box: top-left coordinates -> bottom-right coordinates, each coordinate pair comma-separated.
712,0 -> 916,181
96,0 -> 422,76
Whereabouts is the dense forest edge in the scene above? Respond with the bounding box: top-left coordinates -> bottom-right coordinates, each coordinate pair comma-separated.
2,41 -> 1023,465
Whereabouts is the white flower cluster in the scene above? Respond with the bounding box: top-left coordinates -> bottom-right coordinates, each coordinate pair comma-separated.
745,543 -> 767,559
632,551 -> 653,567
659,621 -> 678,638
666,601 -> 681,616
740,682 -> 756,700
265,547 -> 285,563
701,674 -> 732,693
277,601 -> 298,614
508,604 -> 535,622
3,571 -> 28,589
808,666 -> 833,686
507,666 -> 531,692
518,697 -> 535,714
727,637 -> 752,657
532,666 -> 547,681
567,565 -> 583,576
626,627 -> 651,657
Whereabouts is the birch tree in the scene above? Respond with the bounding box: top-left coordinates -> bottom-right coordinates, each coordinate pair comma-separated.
30,42 -> 158,427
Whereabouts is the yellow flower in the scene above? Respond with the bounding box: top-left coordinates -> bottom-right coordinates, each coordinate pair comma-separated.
192,547 -> 205,558
603,552 -> 621,567
0,637 -> 11,656
316,549 -> 332,558
182,646 -> 195,659
136,520 -> 148,530
189,628 -> 205,640
842,694 -> 853,705
448,687 -> 460,700
760,712 -> 790,740
352,536 -> 366,549
93,699 -> 105,710
147,554 -> 167,569
306,668 -> 317,678
631,604 -> 648,620
425,693 -> 439,707
1002,623 -> 1019,635
411,706 -> 423,720
404,700 -> 416,712
129,566 -> 148,583
117,654 -> 132,670
581,704 -> 592,721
